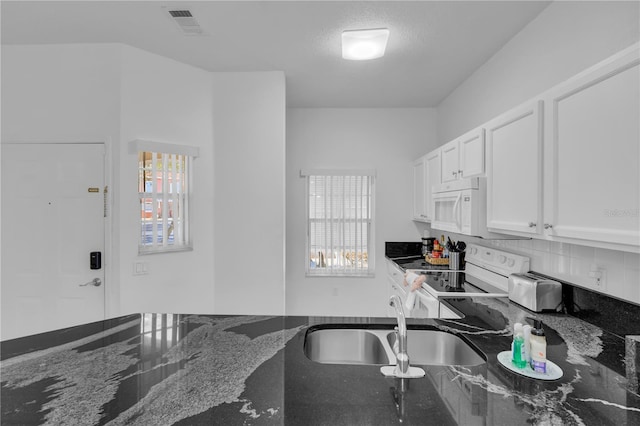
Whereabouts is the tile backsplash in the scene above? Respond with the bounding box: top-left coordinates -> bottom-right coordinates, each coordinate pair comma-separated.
491,239 -> 640,305
425,228 -> 640,306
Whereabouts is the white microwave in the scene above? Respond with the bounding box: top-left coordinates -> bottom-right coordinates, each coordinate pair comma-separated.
431,178 -> 489,237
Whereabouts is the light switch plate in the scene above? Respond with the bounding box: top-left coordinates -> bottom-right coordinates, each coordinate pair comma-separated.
133,262 -> 149,276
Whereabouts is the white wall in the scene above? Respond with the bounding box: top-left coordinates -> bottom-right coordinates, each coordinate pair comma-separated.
435,1 -> 640,304
118,45 -> 215,314
212,72 -> 286,315
0,44 -> 122,317
1,44 -> 288,320
286,108 -> 437,316
437,1 -> 640,143
1,44 -> 121,144
1,44 -> 218,317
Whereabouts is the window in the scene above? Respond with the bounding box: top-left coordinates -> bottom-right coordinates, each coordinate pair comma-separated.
131,140 -> 198,254
302,169 -> 376,277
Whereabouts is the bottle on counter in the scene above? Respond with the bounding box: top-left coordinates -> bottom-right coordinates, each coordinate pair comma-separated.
512,323 -> 527,369
530,320 -> 547,373
431,239 -> 441,258
523,324 -> 532,366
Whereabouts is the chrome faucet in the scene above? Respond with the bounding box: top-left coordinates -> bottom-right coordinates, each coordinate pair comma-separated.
389,295 -> 410,375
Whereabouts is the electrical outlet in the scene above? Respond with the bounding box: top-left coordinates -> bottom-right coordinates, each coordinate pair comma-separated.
598,268 -> 607,288
589,265 -> 606,288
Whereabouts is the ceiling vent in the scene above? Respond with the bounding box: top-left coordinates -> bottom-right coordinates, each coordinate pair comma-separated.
168,10 -> 204,36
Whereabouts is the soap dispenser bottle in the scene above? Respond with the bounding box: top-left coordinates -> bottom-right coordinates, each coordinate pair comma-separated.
529,319 -> 547,373
512,323 -> 527,369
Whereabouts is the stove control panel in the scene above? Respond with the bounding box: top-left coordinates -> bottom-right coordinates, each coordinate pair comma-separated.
465,244 -> 530,276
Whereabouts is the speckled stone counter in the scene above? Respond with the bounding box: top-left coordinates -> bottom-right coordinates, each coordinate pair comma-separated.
2,302 -> 640,424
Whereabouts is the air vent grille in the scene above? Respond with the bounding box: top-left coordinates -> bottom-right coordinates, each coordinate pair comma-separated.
168,9 -> 204,36
169,10 -> 192,18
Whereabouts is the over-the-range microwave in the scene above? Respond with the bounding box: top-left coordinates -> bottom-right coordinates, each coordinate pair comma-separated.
431,177 -> 495,238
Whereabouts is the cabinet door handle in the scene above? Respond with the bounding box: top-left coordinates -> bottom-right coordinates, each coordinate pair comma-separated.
452,171 -> 456,176
458,170 -> 463,174
544,223 -> 553,230
528,222 -> 536,228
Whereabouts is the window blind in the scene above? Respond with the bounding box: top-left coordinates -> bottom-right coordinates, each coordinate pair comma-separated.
138,151 -> 192,253
304,170 -> 375,277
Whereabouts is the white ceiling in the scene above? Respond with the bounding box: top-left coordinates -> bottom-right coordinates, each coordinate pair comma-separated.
1,1 -> 550,108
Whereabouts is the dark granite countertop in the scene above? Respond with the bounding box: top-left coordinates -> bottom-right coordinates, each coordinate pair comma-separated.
3,289 -> 640,424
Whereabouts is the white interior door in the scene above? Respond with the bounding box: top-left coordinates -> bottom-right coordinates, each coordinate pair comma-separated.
1,143 -> 105,340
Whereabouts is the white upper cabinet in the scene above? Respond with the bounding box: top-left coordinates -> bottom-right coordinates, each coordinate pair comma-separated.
485,43 -> 639,252
486,100 -> 543,236
542,44 -> 639,248
413,149 -> 442,223
412,155 -> 428,221
441,140 -> 460,183
424,149 -> 441,222
459,128 -> 485,178
441,127 -> 485,183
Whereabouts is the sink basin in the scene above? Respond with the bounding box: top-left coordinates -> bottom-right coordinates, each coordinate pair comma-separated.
387,330 -> 485,366
304,328 -> 393,365
303,326 -> 485,367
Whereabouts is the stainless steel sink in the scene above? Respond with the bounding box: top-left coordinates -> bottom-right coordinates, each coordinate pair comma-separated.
386,329 -> 485,366
304,328 -> 393,365
303,326 -> 485,367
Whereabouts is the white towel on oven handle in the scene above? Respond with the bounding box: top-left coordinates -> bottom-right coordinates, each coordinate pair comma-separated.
405,290 -> 417,311
404,272 -> 419,311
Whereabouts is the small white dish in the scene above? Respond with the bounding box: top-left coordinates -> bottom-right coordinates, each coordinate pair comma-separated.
497,351 -> 563,381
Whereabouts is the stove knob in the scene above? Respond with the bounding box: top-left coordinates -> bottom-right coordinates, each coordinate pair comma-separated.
507,258 -> 515,267
498,255 -> 507,264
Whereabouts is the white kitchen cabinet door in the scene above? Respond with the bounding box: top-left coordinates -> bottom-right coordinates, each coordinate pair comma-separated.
424,149 -> 441,221
459,128 -> 485,178
441,128 -> 485,183
543,43 -> 639,248
412,155 -> 428,221
441,140 -> 460,183
486,100 -> 543,235
387,259 -> 406,317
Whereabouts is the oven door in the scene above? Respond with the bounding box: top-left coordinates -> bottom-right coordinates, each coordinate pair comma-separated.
388,281 -> 439,318
431,191 -> 462,233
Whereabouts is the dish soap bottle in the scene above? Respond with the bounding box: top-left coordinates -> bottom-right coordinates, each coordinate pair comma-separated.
530,319 -> 547,373
512,323 -> 527,369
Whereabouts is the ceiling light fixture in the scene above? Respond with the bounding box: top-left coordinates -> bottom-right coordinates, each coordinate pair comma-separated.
342,28 -> 390,61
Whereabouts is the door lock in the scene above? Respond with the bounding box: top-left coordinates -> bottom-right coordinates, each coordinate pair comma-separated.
90,252 -> 102,270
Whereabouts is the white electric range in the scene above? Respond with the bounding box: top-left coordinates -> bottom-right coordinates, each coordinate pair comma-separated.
388,243 -> 530,319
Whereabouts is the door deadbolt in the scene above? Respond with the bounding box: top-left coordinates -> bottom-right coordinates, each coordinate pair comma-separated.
90,252 -> 102,270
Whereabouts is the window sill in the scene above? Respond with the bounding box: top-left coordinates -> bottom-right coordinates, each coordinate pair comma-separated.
138,246 -> 193,256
